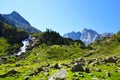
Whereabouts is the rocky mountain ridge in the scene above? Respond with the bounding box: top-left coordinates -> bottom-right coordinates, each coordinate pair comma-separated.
0,11 -> 40,33
63,28 -> 113,44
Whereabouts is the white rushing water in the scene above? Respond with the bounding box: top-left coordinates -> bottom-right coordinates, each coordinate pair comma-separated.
16,35 -> 36,56
17,38 -> 30,55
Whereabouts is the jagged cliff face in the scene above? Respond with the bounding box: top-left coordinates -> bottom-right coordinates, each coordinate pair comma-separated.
0,11 -> 40,33
63,31 -> 81,40
63,28 -> 113,44
80,28 -> 101,44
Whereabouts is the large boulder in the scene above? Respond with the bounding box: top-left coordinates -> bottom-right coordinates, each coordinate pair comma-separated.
71,63 -> 84,72
49,69 -> 66,80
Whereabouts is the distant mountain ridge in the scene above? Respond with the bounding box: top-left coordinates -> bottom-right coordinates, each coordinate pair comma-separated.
63,28 -> 113,44
0,11 -> 40,33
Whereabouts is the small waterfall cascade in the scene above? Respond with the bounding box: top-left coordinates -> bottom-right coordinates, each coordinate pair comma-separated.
16,35 -> 36,55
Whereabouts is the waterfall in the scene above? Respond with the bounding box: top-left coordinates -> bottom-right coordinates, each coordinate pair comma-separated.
16,35 -> 35,55
17,38 -> 30,55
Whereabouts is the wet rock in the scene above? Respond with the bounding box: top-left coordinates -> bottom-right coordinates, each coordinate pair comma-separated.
49,69 -> 66,80
71,63 -> 84,72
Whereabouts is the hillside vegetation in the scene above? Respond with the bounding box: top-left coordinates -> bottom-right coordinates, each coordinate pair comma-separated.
0,21 -> 28,56
0,28 -> 120,80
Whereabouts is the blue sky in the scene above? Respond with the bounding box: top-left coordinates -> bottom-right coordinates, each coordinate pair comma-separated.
0,0 -> 120,35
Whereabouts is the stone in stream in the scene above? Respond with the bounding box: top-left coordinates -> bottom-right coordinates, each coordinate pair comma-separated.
49,69 -> 66,80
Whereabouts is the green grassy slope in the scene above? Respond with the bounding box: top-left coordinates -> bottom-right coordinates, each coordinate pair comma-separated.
0,30 -> 120,80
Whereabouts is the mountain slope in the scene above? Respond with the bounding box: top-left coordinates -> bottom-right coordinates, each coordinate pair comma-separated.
0,21 -> 28,56
63,28 -> 113,44
63,31 -> 81,40
0,29 -> 120,80
0,11 -> 40,33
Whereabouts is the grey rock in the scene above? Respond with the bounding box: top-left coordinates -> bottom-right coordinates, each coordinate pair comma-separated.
71,63 -> 84,72
63,28 -> 113,44
49,69 -> 66,80
63,31 -> 81,40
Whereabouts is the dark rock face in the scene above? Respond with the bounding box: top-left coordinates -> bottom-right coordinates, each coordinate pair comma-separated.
71,63 -> 84,72
0,21 -> 28,44
53,63 -> 60,69
0,11 -> 40,33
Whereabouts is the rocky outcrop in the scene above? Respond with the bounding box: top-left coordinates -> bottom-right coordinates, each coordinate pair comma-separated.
63,31 -> 81,40
71,63 -> 84,72
63,28 -> 113,44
